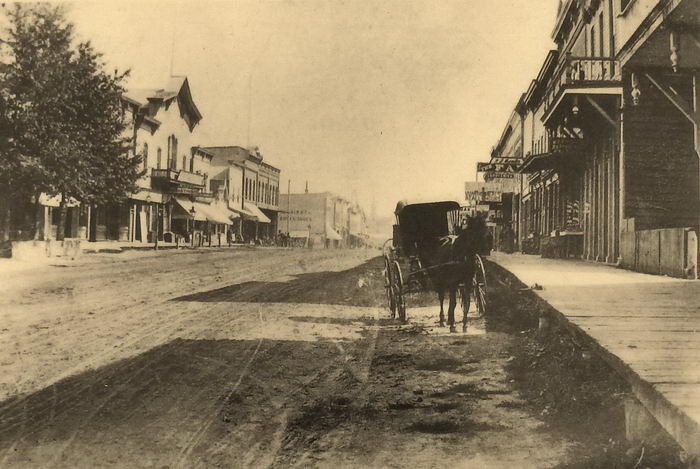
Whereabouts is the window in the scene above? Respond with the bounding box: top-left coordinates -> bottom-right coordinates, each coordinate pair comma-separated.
157,148 -> 162,169
182,155 -> 187,171
167,135 -> 178,170
590,24 -> 596,58
599,13 -> 604,56
620,0 -> 632,12
143,143 -> 149,170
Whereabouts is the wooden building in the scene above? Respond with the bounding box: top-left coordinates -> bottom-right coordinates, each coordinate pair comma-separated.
491,0 -> 699,277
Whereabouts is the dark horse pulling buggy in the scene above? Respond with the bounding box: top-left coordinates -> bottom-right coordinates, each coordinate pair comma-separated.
383,200 -> 488,332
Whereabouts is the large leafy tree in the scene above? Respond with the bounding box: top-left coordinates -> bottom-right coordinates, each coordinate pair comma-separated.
0,3 -> 142,240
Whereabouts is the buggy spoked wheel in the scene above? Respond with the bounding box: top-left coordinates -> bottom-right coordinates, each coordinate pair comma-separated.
393,260 -> 406,322
472,254 -> 487,317
384,256 -> 396,318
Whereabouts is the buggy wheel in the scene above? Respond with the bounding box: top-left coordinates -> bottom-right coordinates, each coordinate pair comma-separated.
393,260 -> 406,322
384,256 -> 396,317
472,254 -> 487,317
474,282 -> 487,316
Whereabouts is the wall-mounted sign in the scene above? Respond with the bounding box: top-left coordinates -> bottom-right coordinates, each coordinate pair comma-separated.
476,160 -> 519,173
484,172 -> 515,180
465,190 -> 503,203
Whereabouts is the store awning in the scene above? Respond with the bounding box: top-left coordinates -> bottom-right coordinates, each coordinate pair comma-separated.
201,203 -> 234,225
172,197 -> 209,222
230,205 -> 257,219
130,190 -> 164,204
245,203 -> 271,224
39,193 -> 80,208
326,224 -> 342,240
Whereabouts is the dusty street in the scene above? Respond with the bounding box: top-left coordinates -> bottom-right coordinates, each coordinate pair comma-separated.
0,248 -> 577,468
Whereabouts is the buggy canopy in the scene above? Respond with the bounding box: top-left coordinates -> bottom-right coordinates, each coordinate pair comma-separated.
393,199 -> 462,256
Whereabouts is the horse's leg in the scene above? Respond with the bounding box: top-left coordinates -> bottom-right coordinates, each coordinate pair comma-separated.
462,283 -> 470,333
448,287 -> 457,333
438,287 -> 445,327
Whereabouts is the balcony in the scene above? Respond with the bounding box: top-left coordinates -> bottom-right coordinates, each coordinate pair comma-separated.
543,55 -> 621,120
171,186 -> 214,198
151,168 -> 205,187
519,136 -> 586,174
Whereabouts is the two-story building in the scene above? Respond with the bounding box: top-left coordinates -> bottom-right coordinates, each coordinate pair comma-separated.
489,0 -> 699,276
202,146 -> 282,243
115,76 -> 233,245
279,192 -> 347,247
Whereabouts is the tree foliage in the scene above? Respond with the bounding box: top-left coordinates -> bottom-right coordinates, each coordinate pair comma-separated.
0,3 -> 142,211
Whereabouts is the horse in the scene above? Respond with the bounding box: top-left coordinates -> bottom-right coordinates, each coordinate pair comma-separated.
416,214 -> 488,333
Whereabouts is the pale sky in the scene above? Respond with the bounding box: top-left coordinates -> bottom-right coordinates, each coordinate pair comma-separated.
64,0 -> 558,218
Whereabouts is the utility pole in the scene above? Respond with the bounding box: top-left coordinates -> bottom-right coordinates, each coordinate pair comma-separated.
287,178 -> 291,234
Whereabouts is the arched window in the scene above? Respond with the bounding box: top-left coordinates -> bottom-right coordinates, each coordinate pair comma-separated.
182,154 -> 187,171
157,148 -> 162,169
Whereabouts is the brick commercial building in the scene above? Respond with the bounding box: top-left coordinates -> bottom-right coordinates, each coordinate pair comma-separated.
279,192 -> 368,248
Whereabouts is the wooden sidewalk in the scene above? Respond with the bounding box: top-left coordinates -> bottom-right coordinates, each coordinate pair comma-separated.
490,252 -> 700,455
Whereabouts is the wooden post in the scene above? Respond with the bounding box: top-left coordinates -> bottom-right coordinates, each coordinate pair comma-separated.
56,193 -> 67,242
619,94 -> 625,264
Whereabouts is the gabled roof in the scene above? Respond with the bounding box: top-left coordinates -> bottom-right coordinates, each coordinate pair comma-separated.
123,76 -> 203,131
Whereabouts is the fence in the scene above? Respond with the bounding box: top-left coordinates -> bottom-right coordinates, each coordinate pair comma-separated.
620,226 -> 697,279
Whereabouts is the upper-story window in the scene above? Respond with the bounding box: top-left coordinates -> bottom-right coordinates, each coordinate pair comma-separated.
620,0 -> 633,12
157,148 -> 162,169
182,155 -> 187,171
143,143 -> 149,170
599,12 -> 604,56
590,24 -> 596,57
167,135 -> 178,170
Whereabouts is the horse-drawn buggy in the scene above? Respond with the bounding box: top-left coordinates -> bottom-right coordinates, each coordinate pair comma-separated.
383,200 -> 488,332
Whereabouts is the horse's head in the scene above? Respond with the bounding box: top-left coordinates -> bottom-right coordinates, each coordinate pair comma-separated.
455,213 -> 489,256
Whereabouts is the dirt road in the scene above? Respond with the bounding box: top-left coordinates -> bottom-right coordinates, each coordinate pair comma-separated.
0,249 -> 574,468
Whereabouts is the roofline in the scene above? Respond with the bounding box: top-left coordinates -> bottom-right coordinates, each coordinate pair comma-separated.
552,0 -> 575,41
176,76 -> 203,122
191,146 -> 214,159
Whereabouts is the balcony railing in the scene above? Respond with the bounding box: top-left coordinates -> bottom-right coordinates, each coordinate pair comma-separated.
521,136 -> 586,174
544,55 -> 621,115
171,186 -> 213,198
151,168 -> 178,181
530,135 -> 586,157
151,168 -> 205,187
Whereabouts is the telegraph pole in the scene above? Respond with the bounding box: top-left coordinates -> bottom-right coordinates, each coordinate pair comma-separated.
287,178 -> 291,234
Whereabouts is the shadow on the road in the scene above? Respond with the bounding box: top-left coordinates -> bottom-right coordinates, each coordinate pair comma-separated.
172,256 -> 438,308
0,337 -> 348,467
172,257 -> 392,307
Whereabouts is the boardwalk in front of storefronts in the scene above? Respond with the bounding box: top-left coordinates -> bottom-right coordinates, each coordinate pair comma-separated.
491,252 -> 700,455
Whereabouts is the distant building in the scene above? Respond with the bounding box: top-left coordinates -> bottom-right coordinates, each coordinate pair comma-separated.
279,192 -> 367,248
464,180 -> 517,252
